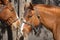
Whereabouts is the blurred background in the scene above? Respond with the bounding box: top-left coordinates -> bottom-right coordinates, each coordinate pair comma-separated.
0,0 -> 60,40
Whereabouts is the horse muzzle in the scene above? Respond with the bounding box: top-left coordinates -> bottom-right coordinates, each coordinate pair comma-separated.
11,19 -> 20,29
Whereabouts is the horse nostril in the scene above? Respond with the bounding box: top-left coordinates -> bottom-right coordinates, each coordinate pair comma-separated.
37,16 -> 40,18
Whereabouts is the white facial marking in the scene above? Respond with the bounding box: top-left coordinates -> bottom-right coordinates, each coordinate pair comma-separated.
21,19 -> 26,35
21,23 -> 25,34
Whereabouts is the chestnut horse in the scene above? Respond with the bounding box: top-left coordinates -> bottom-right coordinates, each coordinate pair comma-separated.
0,0 -> 20,29
21,4 -> 60,40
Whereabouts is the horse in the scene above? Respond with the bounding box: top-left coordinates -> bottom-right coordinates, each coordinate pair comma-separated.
20,3 -> 60,40
0,0 -> 20,29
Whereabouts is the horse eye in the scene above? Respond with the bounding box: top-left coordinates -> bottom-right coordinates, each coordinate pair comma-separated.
28,16 -> 32,18
37,16 -> 40,18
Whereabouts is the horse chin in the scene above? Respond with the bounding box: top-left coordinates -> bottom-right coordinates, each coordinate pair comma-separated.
11,19 -> 20,29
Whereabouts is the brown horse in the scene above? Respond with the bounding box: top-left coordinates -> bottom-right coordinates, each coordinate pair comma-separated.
21,4 -> 60,40
0,0 -> 20,29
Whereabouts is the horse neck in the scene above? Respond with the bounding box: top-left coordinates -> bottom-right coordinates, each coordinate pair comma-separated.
34,4 -> 57,31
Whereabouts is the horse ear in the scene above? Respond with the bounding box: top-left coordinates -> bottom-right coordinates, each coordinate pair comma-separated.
28,3 -> 34,10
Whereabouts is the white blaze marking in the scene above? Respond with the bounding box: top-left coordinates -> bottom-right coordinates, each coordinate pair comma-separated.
21,19 -> 26,35
21,23 -> 25,34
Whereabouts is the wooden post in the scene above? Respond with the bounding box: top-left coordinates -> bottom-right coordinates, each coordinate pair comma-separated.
19,0 -> 25,19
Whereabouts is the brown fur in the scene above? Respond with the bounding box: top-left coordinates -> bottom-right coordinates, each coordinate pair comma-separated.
23,4 -> 60,40
0,3 -> 17,25
0,0 -> 20,29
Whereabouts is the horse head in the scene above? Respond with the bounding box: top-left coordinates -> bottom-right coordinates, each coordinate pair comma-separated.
21,4 -> 41,37
0,1 -> 20,29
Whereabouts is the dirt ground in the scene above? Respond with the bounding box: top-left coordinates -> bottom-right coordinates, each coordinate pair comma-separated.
28,26 -> 54,40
